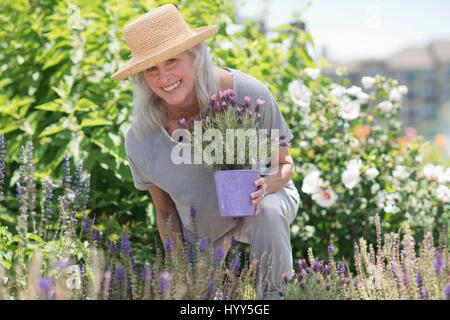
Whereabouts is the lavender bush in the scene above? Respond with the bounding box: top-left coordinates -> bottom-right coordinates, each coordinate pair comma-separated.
177,89 -> 287,172
283,214 -> 449,300
0,139 -> 448,300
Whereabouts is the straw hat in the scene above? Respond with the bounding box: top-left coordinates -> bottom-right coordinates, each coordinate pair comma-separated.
111,4 -> 218,80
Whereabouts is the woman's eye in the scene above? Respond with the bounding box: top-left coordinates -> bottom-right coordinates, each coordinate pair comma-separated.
167,59 -> 176,65
146,67 -> 157,73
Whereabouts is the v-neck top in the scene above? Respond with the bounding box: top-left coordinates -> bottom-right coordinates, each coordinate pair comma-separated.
124,67 -> 299,242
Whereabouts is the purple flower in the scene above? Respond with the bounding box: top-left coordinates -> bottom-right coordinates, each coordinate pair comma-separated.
108,241 -> 118,255
207,276 -> 216,298
187,246 -> 196,265
445,285 -> 450,300
298,259 -> 308,270
164,238 -> 175,253
115,266 -> 125,285
419,287 -> 428,300
82,216 -> 93,234
177,117 -> 189,129
159,271 -> 171,294
255,98 -> 265,113
214,247 -> 225,262
230,251 -> 241,276
199,237 -> 211,253
189,206 -> 197,218
336,263 -> 345,276
298,269 -> 307,281
328,244 -> 334,255
325,283 -> 331,291
242,96 -> 251,110
300,281 -> 306,290
415,272 -> 422,288
323,264 -> 332,276
282,272 -> 291,284
141,265 -> 152,283
312,260 -> 323,273
230,236 -> 238,249
38,277 -> 53,299
93,230 -> 101,242
434,251 -> 444,274
120,233 -> 132,255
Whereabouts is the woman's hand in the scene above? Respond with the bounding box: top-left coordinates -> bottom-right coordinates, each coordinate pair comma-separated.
251,177 -> 270,215
250,146 -> 295,215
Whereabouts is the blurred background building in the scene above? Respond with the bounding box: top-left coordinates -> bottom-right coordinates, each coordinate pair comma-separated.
237,0 -> 450,152
324,40 -> 450,134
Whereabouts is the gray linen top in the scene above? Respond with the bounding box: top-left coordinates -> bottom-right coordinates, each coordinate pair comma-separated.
124,67 -> 300,242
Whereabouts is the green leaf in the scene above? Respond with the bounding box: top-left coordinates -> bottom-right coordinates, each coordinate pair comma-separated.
80,118 -> 112,127
26,233 -> 44,243
38,123 -> 66,137
43,52 -> 67,70
34,100 -> 65,113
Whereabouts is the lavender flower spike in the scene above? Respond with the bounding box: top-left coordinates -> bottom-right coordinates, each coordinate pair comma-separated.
214,247 -> 225,262
38,277 -> 53,299
159,271 -> 171,294
445,285 -> 450,300
120,233 -> 132,255
434,251 -> 444,274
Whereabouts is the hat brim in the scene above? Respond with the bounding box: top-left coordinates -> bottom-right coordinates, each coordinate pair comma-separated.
111,25 -> 218,80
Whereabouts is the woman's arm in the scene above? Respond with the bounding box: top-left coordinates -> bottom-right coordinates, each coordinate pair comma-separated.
148,185 -> 183,249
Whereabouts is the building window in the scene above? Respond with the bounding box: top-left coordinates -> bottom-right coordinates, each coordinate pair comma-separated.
405,71 -> 415,82
424,104 -> 437,119
407,108 -> 416,122
424,84 -> 435,103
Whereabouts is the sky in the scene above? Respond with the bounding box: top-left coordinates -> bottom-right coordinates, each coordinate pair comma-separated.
238,0 -> 450,63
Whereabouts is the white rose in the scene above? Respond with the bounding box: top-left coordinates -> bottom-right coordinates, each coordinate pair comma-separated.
393,165 -> 409,180
339,97 -> 360,120
347,86 -> 362,97
436,185 -> 450,203
288,80 -> 312,108
365,168 -> 379,180
357,92 -> 370,104
302,170 -> 322,194
437,167 -> 450,184
378,101 -> 394,112
389,88 -> 402,102
398,85 -> 408,95
312,187 -> 338,208
423,164 -> 444,181
304,68 -> 321,80
330,84 -> 347,99
342,159 -> 362,189
361,76 -> 376,90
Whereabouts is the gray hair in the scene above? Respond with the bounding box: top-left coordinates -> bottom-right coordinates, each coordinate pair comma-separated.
130,42 -> 220,136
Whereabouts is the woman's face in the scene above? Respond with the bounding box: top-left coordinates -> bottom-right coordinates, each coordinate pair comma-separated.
143,51 -> 197,110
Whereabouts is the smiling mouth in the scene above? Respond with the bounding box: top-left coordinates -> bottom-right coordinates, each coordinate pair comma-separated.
162,80 -> 181,92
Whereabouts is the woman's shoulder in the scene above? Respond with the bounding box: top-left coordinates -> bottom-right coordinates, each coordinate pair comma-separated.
124,124 -> 160,156
227,68 -> 273,101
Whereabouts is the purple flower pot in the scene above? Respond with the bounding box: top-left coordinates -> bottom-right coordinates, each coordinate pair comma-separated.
214,169 -> 260,217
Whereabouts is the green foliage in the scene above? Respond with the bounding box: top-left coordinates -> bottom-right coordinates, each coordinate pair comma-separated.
0,0 -> 315,260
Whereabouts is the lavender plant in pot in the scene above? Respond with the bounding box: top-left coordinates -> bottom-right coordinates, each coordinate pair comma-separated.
178,89 -> 283,217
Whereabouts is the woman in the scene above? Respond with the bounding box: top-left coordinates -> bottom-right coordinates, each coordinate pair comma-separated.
112,4 -> 300,300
